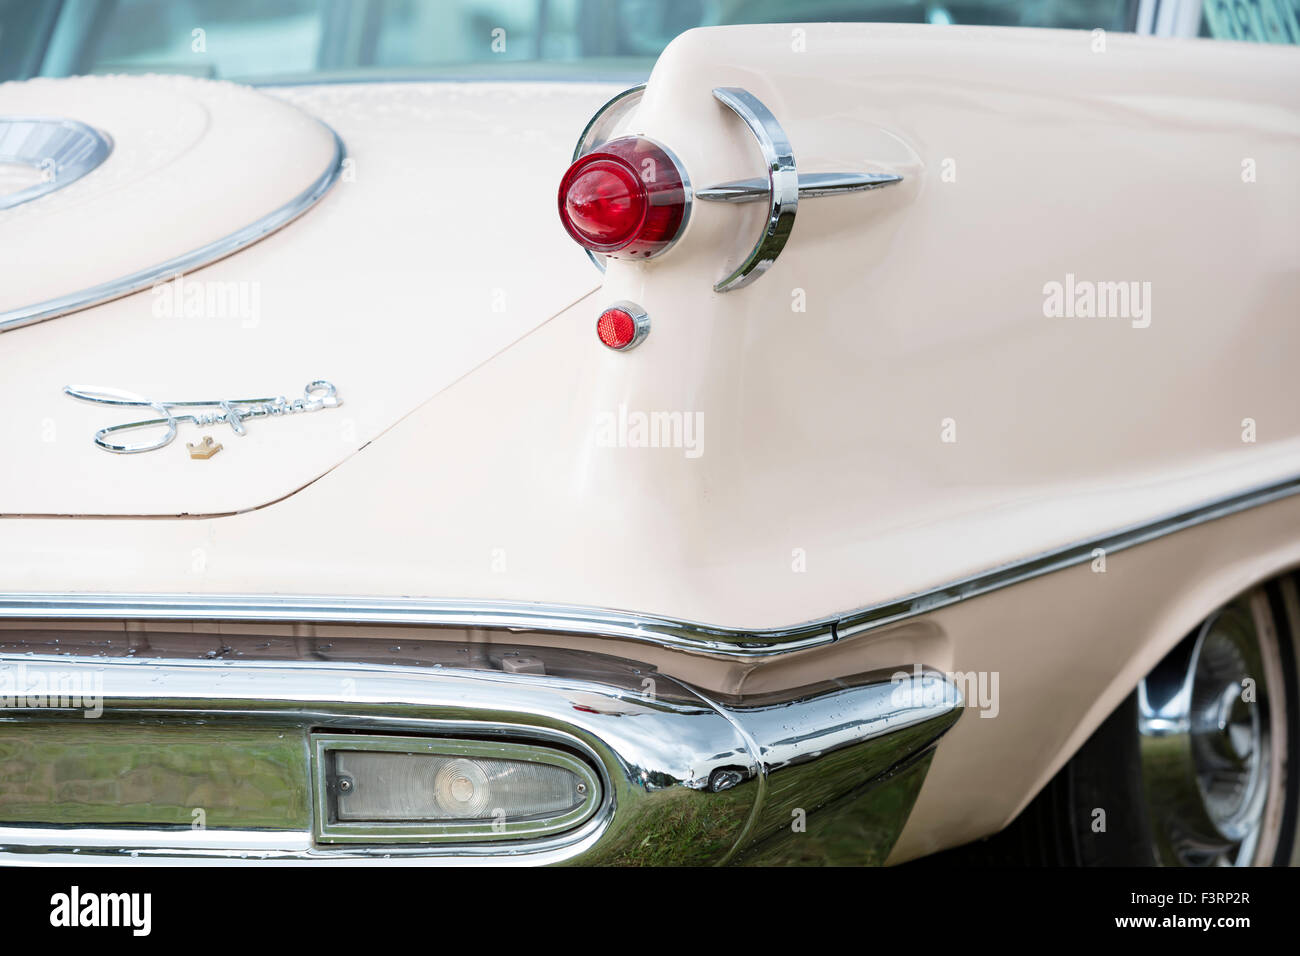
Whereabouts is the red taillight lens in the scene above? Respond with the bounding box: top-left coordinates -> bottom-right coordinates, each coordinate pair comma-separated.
558,136 -> 689,259
561,159 -> 646,248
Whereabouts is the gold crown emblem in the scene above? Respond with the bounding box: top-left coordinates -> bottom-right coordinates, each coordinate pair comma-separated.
186,436 -> 223,460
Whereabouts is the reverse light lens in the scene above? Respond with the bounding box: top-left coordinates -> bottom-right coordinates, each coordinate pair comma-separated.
558,136 -> 689,259
335,751 -> 581,821
315,735 -> 600,844
432,758 -> 491,818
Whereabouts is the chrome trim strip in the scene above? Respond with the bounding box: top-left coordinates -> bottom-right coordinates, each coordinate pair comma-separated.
0,654 -> 962,864
0,124 -> 346,334
0,473 -> 1296,656
0,116 -> 113,210
0,826 -> 313,853
710,88 -> 799,293
697,171 -> 902,203
0,591 -> 831,655
835,472 -> 1300,640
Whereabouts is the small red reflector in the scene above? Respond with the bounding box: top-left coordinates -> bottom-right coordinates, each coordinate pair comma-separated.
597,308 -> 636,349
595,301 -> 649,352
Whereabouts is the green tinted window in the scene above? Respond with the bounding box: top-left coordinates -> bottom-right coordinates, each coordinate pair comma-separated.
1,0 -> 1295,85
1201,0 -> 1300,41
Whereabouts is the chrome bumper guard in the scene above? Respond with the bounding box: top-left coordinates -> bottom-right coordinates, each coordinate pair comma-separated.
0,647 -> 961,865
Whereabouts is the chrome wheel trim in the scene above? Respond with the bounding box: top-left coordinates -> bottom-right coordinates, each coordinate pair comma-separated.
1138,592 -> 1288,865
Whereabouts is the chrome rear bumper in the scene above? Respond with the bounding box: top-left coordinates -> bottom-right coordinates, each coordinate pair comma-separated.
0,645 -> 961,865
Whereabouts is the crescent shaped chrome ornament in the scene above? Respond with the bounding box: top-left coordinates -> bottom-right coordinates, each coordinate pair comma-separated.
707,88 -> 800,293
701,87 -> 902,293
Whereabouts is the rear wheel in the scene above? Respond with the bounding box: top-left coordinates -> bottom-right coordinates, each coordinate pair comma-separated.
925,574 -> 1300,866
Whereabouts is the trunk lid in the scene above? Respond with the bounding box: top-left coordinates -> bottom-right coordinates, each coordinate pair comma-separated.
0,76 -> 611,515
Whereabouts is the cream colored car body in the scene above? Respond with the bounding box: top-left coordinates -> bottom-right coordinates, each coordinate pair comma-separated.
1,24 -> 1298,861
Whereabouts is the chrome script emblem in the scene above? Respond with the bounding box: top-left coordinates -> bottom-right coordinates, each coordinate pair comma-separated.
63,380 -> 342,454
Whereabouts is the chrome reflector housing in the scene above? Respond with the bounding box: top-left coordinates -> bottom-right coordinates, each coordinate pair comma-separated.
313,735 -> 601,844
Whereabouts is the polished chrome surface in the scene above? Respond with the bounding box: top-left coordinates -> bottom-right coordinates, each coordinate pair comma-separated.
1138,597 -> 1287,865
64,380 -> 342,454
570,84 -> 645,275
0,125 -> 345,334
601,299 -> 650,351
736,746 -> 939,865
0,116 -> 112,210
0,721 -> 310,830
0,651 -> 750,864
710,87 -> 798,293
572,85 -> 646,163
1,474 -> 1297,656
0,592 -> 832,656
697,171 -> 902,203
0,649 -> 962,864
718,677 -> 961,776
637,136 -> 693,259
707,674 -> 962,857
312,733 -> 601,844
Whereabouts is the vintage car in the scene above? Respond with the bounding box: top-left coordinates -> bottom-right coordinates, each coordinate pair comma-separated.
0,0 -> 1297,868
